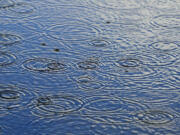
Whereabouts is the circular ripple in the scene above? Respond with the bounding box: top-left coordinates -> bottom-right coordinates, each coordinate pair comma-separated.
47,20 -> 101,42
28,115 -> 118,135
0,52 -> 16,67
142,52 -> 177,66
150,41 -> 179,51
22,58 -> 67,73
82,96 -> 147,114
0,2 -> 37,20
8,2 -> 35,14
0,33 -> 21,47
86,0 -> 141,10
0,85 -> 37,114
113,51 -> 177,68
77,57 -> 99,70
151,14 -> 180,28
0,0 -> 14,9
100,55 -> 156,78
80,96 -> 148,124
121,89 -> 179,105
31,94 -> 83,118
76,75 -> 104,91
147,0 -> 178,10
89,39 -> 110,48
116,58 -> 141,68
0,90 -> 19,100
136,110 -> 174,125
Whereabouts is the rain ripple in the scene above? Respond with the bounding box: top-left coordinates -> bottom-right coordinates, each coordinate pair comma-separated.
70,74 -> 104,92
30,94 -> 84,118
0,2 -> 37,21
150,14 -> 180,29
84,0 -> 142,10
79,95 -> 148,124
0,52 -> 17,68
77,57 -> 100,71
46,19 -> 102,45
0,33 -> 21,48
22,58 -> 67,73
82,96 -> 148,114
0,85 -> 38,115
27,115 -> 123,135
0,0 -> 14,9
135,110 -> 176,125
149,41 -> 180,52
99,54 -> 157,78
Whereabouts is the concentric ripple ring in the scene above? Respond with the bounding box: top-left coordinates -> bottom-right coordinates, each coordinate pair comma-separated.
136,110 -> 174,125
31,94 -> 84,118
0,33 -> 21,46
22,58 -> 67,73
0,52 -> 16,67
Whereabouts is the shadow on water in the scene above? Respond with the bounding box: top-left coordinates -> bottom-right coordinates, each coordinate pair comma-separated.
0,0 -> 180,134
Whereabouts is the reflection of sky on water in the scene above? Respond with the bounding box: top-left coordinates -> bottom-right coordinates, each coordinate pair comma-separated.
0,0 -> 180,134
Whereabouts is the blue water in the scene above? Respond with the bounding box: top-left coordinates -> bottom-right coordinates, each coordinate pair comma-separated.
0,0 -> 180,134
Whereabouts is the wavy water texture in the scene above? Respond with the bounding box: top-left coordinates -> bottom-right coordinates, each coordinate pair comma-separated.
0,0 -> 180,134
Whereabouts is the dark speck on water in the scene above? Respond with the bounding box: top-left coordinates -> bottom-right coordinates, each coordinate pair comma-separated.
106,21 -> 111,24
41,43 -> 47,46
54,48 -> 60,52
